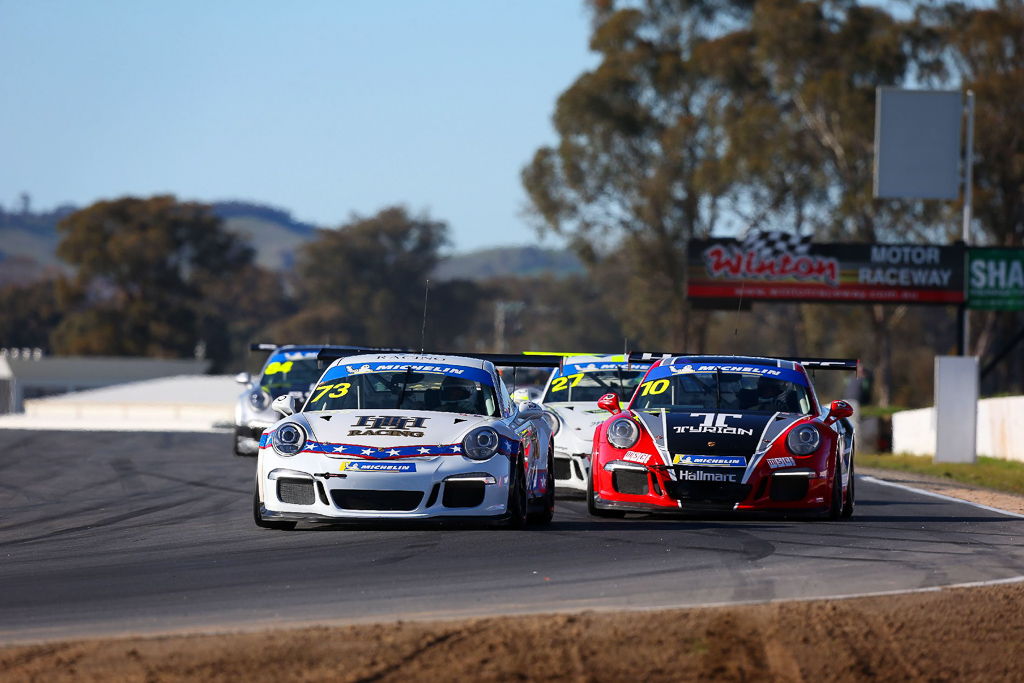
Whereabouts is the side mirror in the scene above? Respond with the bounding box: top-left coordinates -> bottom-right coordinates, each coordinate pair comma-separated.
516,401 -> 544,421
827,399 -> 854,421
235,371 -> 251,385
598,393 -> 621,415
272,394 -> 299,416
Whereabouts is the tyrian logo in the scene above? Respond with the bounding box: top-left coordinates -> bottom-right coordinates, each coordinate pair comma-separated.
674,413 -> 754,436
349,415 -> 429,437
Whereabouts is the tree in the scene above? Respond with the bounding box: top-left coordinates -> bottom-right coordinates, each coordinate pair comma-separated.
523,0 -> 755,351
52,195 -> 254,367
270,206 -> 481,349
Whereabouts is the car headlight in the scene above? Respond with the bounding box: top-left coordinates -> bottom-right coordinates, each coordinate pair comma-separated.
248,389 -> 269,410
786,424 -> 821,456
542,411 -> 561,436
607,417 -> 640,449
463,427 -> 501,461
272,422 -> 307,456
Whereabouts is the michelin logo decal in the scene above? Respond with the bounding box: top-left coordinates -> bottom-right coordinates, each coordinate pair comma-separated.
338,462 -> 417,473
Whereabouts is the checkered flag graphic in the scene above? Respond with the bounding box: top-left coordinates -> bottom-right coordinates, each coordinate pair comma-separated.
740,230 -> 812,259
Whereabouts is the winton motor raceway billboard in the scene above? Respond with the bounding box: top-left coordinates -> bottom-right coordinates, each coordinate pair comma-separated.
687,232 -> 965,304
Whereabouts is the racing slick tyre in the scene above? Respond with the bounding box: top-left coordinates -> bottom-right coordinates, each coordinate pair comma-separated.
233,427 -> 246,456
840,459 -> 856,519
503,456 -> 529,529
527,441 -> 555,525
253,485 -> 297,531
587,473 -> 626,519
828,455 -> 845,520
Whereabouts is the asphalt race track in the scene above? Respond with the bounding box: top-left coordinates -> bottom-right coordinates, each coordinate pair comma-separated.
2,430 -> 1022,645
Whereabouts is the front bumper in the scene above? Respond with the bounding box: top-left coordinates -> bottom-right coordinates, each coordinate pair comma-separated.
592,457 -> 832,514
258,448 -> 514,521
552,450 -> 589,492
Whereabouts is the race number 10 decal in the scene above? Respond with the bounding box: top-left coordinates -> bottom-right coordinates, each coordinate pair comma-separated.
640,379 -> 669,396
550,372 -> 584,392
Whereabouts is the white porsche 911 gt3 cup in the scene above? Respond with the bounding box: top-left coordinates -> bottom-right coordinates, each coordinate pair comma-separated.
536,355 -> 651,494
254,350 -> 561,529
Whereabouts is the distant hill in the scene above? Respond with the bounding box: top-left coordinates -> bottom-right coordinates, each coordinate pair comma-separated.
432,245 -> 582,281
0,200 -> 580,285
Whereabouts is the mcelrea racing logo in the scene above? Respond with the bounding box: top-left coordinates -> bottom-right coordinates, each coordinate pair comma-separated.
674,413 -> 753,436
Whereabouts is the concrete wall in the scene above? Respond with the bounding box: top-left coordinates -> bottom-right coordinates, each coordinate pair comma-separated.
892,396 -> 1024,462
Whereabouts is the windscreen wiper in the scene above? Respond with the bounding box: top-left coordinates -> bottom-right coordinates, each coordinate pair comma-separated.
395,367 -> 413,409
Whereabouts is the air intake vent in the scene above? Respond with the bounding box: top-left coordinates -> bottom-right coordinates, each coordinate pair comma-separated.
277,478 -> 315,505
331,489 -> 423,511
442,481 -> 485,508
612,470 -> 649,495
552,458 -> 572,480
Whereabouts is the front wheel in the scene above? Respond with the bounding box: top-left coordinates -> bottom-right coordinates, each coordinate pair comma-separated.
840,458 -> 856,518
253,484 -> 297,530
827,455 -> 845,521
527,441 -> 555,525
503,457 -> 528,529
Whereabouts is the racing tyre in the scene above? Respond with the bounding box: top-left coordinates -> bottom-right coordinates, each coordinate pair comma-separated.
828,455 -> 844,520
587,472 -> 626,519
503,457 -> 529,529
233,426 -> 247,456
527,441 -> 555,525
253,485 -> 297,530
840,459 -> 856,519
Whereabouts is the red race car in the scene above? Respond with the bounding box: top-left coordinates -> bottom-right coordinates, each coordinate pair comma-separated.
589,353 -> 857,519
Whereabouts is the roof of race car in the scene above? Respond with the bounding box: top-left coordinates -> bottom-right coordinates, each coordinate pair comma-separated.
328,353 -> 492,371
665,355 -> 800,369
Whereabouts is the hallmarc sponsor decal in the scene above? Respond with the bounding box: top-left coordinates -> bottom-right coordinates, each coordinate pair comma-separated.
349,415 -> 429,437
338,461 -> 416,473
678,470 -> 737,483
674,413 -> 754,436
673,454 -> 746,467
766,456 -> 796,469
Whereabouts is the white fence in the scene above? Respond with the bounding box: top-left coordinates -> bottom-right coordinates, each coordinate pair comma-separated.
892,395 -> 1024,462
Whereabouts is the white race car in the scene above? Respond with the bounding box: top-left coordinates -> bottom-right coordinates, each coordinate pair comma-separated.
254,350 -> 561,529
233,345 -> 326,456
536,355 -> 651,494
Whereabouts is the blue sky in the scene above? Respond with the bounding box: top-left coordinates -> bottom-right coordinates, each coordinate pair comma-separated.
0,1 -> 595,252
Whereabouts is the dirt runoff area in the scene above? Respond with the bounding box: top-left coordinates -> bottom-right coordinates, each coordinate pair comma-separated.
4,478 -> 1023,682
2,581 -> 1023,682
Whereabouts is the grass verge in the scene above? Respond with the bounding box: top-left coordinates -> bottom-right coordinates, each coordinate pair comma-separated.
860,453 -> 1024,496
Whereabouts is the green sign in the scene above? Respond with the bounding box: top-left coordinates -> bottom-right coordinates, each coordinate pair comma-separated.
968,248 -> 1024,310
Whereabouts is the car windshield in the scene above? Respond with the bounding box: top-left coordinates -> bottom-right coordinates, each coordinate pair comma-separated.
258,357 -> 323,398
632,367 -> 812,415
305,369 -> 499,416
543,368 -> 648,403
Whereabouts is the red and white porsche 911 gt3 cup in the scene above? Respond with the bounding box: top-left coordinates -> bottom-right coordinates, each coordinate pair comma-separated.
588,353 -> 857,519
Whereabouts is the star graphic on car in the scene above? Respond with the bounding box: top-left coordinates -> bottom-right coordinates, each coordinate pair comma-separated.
418,447 -> 431,454
450,445 -> 461,452
388,449 -> 400,456
333,445 -> 347,453
361,448 -> 373,456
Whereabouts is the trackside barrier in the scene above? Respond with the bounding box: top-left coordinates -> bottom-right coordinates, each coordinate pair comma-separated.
892,395 -> 1024,462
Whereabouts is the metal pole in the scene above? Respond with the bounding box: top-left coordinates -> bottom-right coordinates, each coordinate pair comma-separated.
962,90 -> 975,355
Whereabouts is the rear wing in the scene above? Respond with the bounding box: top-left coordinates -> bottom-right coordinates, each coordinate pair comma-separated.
627,351 -> 858,371
316,347 -> 562,368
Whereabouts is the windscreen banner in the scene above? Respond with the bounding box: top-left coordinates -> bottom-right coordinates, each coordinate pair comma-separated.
687,233 -> 965,304
968,248 -> 1024,310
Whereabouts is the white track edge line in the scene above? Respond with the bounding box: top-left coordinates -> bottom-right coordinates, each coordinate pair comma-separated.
860,475 -> 1024,519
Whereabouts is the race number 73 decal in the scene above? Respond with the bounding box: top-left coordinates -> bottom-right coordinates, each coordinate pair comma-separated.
310,383 -> 351,401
